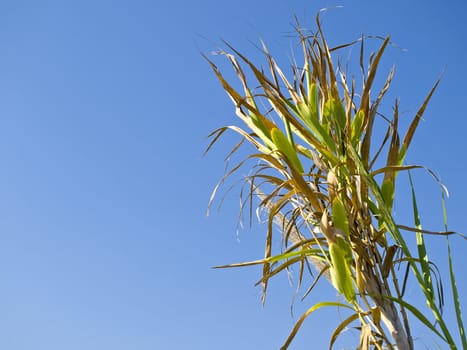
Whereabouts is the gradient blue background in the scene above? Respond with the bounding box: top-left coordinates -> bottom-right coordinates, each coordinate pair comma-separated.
0,1 -> 466,349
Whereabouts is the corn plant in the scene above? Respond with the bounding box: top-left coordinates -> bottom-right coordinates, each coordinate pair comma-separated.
205,14 -> 466,349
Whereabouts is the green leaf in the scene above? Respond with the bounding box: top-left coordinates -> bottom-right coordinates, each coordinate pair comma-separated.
271,127 -> 304,173
408,171 -> 434,302
329,242 -> 355,303
296,101 -> 336,153
381,178 -> 395,209
332,196 -> 350,238
442,188 -> 467,348
351,110 -> 365,147
308,82 -> 318,117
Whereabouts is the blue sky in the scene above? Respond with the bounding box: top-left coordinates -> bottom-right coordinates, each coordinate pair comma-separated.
0,1 -> 466,349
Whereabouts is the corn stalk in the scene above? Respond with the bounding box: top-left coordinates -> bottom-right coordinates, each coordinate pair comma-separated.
205,14 -> 465,349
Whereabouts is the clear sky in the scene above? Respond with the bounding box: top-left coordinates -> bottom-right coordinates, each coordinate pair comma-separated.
0,1 -> 466,349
